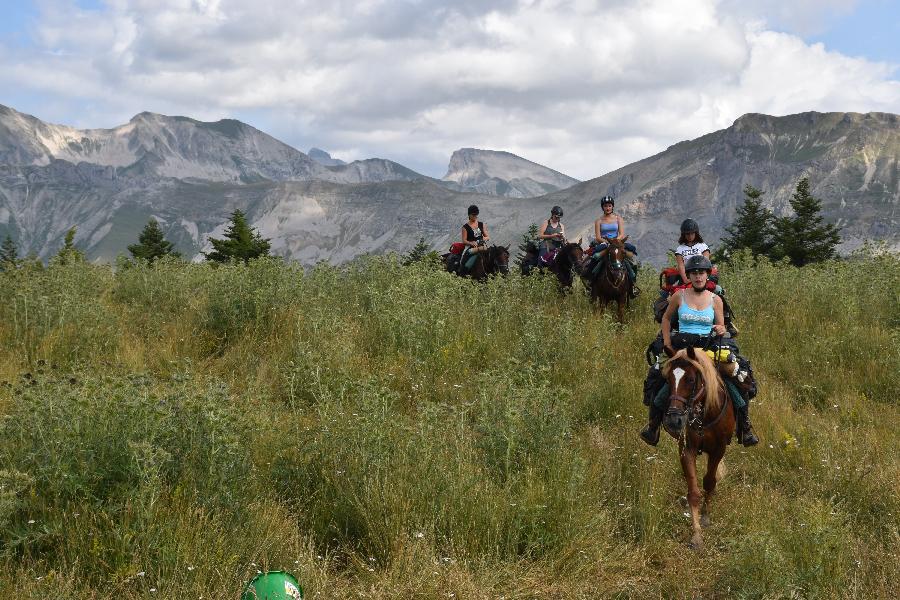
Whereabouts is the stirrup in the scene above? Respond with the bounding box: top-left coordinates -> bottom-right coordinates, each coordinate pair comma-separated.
740,427 -> 759,447
639,422 -> 661,446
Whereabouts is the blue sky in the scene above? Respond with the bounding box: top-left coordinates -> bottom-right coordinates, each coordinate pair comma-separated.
0,0 -> 898,179
809,0 -> 899,63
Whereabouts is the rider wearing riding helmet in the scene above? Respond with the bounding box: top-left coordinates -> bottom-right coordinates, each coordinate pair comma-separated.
459,204 -> 490,273
538,206 -> 566,260
675,219 -> 710,285
592,195 -> 639,296
640,254 -> 759,447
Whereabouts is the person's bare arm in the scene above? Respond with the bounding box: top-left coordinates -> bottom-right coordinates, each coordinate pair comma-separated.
616,216 -> 625,240
662,292 -> 681,350
712,294 -> 726,336
676,254 -> 687,284
594,219 -> 601,241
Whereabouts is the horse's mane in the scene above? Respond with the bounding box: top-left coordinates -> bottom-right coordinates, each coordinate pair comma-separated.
663,348 -> 724,416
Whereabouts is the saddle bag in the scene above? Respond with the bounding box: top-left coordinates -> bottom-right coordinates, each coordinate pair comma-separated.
449,242 -> 466,255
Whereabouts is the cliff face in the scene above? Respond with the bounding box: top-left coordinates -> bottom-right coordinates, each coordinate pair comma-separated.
442,148 -> 579,198
541,112 -> 899,263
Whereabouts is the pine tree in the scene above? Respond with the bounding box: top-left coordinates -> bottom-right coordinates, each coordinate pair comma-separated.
514,223 -> 540,269
53,227 -> 86,266
128,219 -> 181,262
203,209 -> 271,263
716,185 -> 774,261
404,237 -> 437,265
771,177 -> 841,266
0,234 -> 19,270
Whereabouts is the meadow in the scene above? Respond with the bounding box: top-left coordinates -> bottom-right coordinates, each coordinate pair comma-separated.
0,251 -> 897,599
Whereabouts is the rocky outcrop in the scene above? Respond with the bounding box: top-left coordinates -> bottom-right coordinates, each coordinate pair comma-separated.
442,148 -> 579,198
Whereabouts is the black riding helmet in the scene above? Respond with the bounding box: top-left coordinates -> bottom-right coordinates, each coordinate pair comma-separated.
600,195 -> 614,207
680,218 -> 699,234
684,255 -> 713,273
468,205 -> 479,216
551,205 -> 563,217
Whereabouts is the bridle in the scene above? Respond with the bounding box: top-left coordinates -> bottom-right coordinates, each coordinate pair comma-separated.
487,246 -> 510,275
666,362 -> 727,444
603,244 -> 626,288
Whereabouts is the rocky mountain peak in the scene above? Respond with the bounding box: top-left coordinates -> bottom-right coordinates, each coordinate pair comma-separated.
443,147 -> 579,198
309,147 -> 346,166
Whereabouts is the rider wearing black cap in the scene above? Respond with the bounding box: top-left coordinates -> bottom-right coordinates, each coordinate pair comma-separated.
591,195 -> 639,297
640,254 -> 759,447
675,219 -> 710,285
459,205 -> 490,274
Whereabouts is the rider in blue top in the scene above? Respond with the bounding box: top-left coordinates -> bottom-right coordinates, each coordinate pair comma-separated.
591,195 -> 639,297
640,255 -> 759,447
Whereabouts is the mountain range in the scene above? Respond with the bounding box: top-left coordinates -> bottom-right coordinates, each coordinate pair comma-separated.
0,104 -> 896,266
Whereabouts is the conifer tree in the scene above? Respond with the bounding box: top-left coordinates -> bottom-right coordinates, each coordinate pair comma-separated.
0,234 -> 18,270
771,177 -> 841,266
716,185 -> 774,261
54,227 -> 86,265
128,219 -> 181,262
403,237 -> 437,265
514,223 -> 540,269
203,209 -> 271,263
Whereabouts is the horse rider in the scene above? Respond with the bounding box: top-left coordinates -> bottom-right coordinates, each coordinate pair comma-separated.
537,206 -> 566,264
640,254 -> 759,447
459,204 -> 490,274
590,195 -> 639,297
675,218 -> 710,285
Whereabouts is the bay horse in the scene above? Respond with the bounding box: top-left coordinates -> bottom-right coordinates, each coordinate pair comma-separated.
582,236 -> 632,321
445,245 -> 510,281
522,240 -> 584,291
662,346 -> 736,550
525,239 -> 584,290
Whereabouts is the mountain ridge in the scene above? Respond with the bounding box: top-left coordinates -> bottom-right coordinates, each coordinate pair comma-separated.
0,106 -> 896,266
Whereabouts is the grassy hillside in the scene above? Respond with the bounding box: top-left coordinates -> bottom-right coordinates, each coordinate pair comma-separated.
0,253 -> 897,598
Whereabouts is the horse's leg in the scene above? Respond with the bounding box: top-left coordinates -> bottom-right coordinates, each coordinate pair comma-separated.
616,296 -> 625,322
701,445 -> 726,529
680,447 -> 704,550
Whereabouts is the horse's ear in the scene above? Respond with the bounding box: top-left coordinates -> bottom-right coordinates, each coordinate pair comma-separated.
621,235 -> 629,243
577,237 -> 583,246
686,346 -> 696,360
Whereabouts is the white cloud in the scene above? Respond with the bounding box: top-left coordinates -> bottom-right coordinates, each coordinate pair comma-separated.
0,0 -> 897,179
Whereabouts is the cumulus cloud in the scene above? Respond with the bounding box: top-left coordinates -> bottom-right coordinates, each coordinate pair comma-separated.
0,0 -> 897,179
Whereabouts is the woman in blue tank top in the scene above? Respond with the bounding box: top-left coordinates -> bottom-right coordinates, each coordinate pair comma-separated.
591,195 -> 639,296
640,254 -> 759,447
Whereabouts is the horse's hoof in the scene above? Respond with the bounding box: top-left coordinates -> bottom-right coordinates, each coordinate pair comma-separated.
679,496 -> 688,509
689,535 -> 704,551
700,514 -> 711,528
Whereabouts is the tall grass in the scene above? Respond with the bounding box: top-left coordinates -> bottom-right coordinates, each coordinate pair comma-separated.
0,253 -> 897,598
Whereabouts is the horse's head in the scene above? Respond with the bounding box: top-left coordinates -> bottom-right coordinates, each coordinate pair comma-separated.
606,238 -> 626,272
489,245 -> 510,275
564,240 -> 584,265
661,347 -> 723,438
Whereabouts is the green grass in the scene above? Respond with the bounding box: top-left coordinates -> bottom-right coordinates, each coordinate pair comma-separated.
0,252 -> 897,598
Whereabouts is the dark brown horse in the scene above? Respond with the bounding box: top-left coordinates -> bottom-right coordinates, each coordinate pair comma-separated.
522,240 -> 584,291
582,236 -> 632,321
662,346 -> 736,550
444,245 -> 510,281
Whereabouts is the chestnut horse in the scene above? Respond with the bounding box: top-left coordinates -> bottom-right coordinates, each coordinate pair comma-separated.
662,346 -> 736,550
582,236 -> 632,321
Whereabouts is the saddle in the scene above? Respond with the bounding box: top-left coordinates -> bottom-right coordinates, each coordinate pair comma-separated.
539,248 -> 559,267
